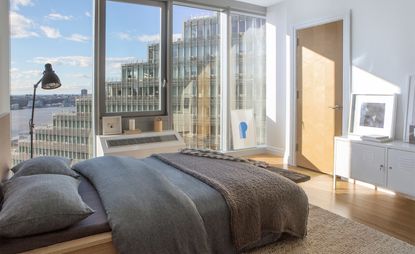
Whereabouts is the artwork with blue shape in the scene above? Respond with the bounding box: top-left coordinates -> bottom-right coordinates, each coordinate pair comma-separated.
231,109 -> 257,149
239,121 -> 248,139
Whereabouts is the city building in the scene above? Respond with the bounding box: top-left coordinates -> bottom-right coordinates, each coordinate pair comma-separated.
106,44 -> 161,113
171,15 -> 222,150
11,95 -> 93,165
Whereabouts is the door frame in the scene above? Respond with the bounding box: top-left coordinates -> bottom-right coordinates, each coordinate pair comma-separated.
289,11 -> 351,166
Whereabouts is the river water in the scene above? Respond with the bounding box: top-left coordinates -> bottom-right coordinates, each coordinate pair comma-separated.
10,107 -> 76,140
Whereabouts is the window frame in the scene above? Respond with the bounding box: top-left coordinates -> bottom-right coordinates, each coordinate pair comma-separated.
96,0 -> 168,119
227,11 -> 267,150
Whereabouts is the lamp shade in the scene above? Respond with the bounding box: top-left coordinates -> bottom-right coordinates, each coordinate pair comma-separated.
41,63 -> 61,90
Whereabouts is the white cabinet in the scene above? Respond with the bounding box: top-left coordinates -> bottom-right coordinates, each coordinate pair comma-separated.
388,149 -> 415,197
350,143 -> 386,187
334,137 -> 415,197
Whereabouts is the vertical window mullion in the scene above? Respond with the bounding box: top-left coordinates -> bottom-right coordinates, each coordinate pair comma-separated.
220,10 -> 230,152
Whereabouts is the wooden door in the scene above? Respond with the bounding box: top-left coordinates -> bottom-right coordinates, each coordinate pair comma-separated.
296,20 -> 343,174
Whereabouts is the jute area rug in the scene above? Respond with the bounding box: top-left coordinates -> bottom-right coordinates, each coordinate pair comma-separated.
248,205 -> 415,254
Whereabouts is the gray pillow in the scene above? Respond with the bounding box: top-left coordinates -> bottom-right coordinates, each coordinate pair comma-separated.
11,156 -> 79,179
0,174 -> 94,238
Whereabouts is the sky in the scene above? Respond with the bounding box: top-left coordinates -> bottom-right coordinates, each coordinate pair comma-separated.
10,0 -> 215,95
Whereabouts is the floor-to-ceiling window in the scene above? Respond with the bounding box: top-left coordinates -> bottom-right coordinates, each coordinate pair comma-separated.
9,0 -> 93,165
172,5 -> 222,150
171,5 -> 266,151
229,13 -> 266,148
9,0 -> 266,161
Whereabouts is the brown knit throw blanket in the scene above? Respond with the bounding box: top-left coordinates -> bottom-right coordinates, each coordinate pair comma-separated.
153,152 -> 309,251
180,148 -> 270,168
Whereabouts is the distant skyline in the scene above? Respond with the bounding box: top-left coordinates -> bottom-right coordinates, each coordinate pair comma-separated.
10,0 -> 214,95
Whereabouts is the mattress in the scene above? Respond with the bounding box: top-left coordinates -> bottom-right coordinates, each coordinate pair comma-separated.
0,176 -> 111,254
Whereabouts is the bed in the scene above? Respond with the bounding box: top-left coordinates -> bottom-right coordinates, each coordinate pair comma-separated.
0,122 -> 309,254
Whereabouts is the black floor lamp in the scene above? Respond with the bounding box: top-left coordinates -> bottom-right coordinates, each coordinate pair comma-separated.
29,63 -> 62,158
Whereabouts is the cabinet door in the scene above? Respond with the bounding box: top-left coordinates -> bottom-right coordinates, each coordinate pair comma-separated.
350,143 -> 386,186
387,149 -> 415,196
334,139 -> 351,178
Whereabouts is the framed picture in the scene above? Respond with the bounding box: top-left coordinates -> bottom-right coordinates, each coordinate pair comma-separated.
231,109 -> 257,150
350,94 -> 397,138
403,75 -> 415,143
102,116 -> 122,135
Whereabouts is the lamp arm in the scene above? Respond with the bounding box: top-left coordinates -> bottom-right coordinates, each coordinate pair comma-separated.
29,77 -> 43,159
33,77 -> 43,89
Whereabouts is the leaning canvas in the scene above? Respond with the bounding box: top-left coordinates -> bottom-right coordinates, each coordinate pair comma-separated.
231,109 -> 257,149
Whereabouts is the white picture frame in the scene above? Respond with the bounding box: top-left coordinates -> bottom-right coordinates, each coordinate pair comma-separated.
230,109 -> 257,150
102,116 -> 122,135
350,94 -> 397,138
403,75 -> 415,142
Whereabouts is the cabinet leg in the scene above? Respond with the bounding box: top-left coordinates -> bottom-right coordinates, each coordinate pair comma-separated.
333,175 -> 337,190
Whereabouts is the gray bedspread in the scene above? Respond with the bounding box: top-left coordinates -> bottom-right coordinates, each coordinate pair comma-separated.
73,154 -> 308,254
73,156 -> 235,254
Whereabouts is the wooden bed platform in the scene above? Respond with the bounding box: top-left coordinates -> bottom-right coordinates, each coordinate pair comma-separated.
23,233 -> 116,254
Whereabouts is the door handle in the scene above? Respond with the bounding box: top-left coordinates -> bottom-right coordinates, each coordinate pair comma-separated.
328,105 -> 343,110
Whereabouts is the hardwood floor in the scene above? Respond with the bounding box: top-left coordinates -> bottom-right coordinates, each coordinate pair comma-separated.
248,154 -> 415,246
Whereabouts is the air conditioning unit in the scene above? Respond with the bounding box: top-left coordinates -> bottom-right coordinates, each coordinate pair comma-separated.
96,130 -> 186,158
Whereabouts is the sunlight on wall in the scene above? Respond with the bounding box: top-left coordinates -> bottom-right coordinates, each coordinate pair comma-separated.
352,66 -> 401,94
266,21 -> 276,123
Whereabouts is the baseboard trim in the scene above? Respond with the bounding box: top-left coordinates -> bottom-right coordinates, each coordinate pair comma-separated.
224,146 -> 285,158
224,146 -> 268,157
265,146 -> 285,157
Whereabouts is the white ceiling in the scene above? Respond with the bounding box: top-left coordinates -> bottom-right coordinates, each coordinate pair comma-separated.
236,0 -> 285,7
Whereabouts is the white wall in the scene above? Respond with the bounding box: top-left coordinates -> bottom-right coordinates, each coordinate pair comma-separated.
0,0 -> 10,114
266,0 -> 415,159
266,4 -> 289,157
0,0 -> 10,179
